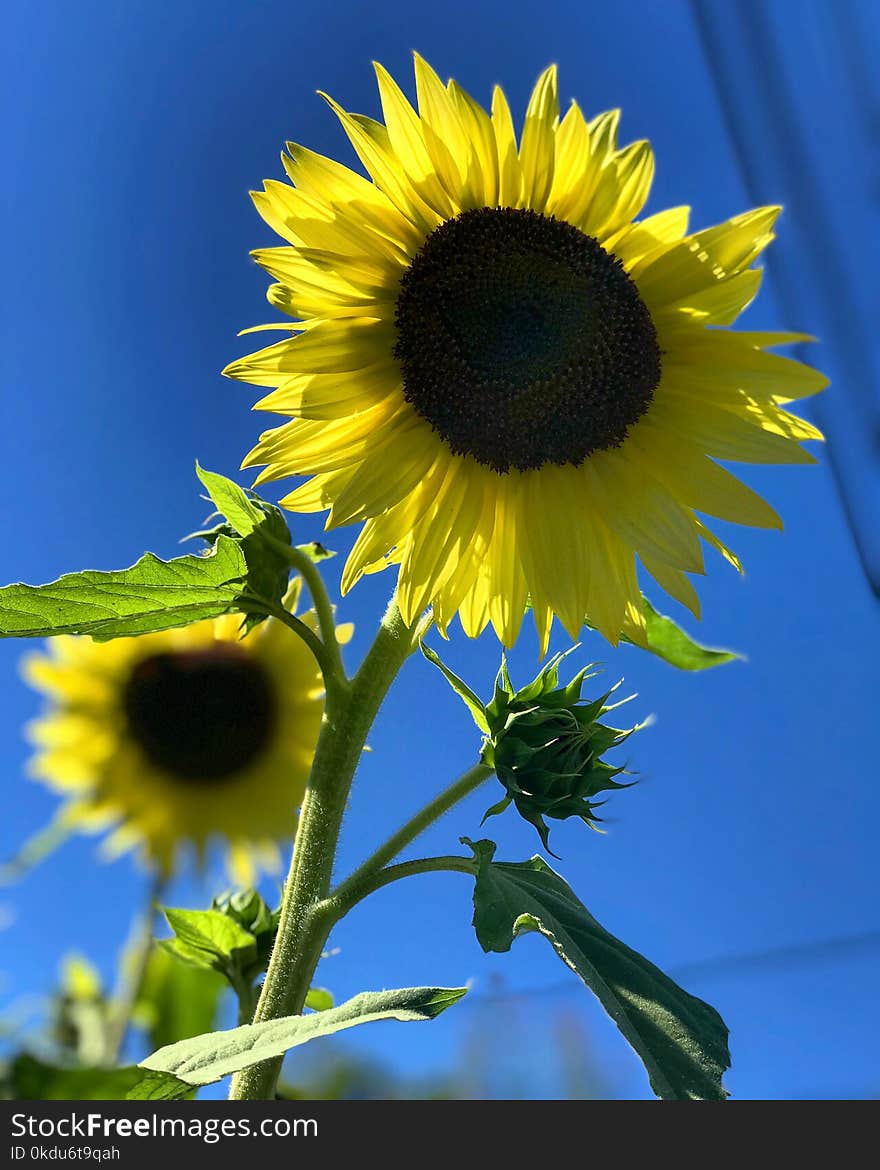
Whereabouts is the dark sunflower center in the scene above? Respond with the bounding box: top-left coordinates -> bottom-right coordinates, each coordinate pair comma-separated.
393,207 -> 661,472
122,645 -> 277,783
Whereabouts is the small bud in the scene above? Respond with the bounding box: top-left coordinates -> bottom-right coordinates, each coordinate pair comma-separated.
480,652 -> 643,854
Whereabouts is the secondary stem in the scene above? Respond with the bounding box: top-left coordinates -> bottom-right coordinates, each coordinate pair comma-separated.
331,855 -> 477,919
329,762 -> 493,914
228,596 -> 422,1100
264,535 -> 348,689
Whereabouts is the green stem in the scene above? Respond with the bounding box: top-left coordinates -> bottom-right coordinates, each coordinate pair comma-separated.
105,873 -> 164,1064
252,597 -> 338,686
263,535 -> 348,688
329,763 -> 493,914
228,596 -> 422,1101
330,855 -> 477,920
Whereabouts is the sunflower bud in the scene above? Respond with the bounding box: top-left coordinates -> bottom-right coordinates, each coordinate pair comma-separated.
480,654 -> 642,853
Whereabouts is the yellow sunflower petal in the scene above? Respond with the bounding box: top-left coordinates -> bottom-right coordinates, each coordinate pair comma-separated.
230,60 -> 827,652
584,139 -> 654,240
491,84 -> 523,206
319,92 -> 440,233
641,555 -> 702,619
373,61 -> 456,219
412,54 -> 474,207
519,65 -> 558,211
448,79 -> 499,207
636,206 -> 780,306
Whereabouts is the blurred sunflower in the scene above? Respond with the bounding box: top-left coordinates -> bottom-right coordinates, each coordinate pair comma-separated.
21,602 -> 349,882
225,56 -> 827,650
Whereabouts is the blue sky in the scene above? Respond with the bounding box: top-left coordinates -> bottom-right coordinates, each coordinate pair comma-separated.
2,0 -> 878,1099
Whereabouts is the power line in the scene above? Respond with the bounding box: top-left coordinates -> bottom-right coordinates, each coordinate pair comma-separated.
465,927 -> 880,1002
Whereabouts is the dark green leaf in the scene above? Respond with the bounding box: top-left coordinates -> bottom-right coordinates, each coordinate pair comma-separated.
465,838 -> 729,1101
628,599 -> 741,671
8,1055 -> 181,1101
126,1069 -> 194,1100
420,642 -> 490,733
139,986 -> 467,1091
0,538 -> 246,640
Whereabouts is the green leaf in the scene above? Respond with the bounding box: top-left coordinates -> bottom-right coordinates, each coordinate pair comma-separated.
8,1055 -> 184,1101
126,1069 -> 195,1100
420,642 -> 490,733
296,540 -> 336,562
163,908 -> 257,972
304,987 -> 334,1012
138,986 -> 467,1092
196,463 -> 267,538
0,538 -> 246,640
465,838 -> 729,1101
212,888 -> 278,940
629,599 -> 740,671
194,466 -> 293,632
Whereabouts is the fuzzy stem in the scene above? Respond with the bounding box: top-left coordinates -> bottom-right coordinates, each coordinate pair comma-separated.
228,597 -> 421,1100
262,535 -> 348,691
329,855 -> 477,920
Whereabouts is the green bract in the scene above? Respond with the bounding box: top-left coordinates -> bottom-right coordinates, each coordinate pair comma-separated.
482,654 -> 642,852
420,644 -> 644,852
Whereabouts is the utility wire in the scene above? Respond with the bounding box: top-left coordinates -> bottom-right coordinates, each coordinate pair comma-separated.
466,927 -> 880,1003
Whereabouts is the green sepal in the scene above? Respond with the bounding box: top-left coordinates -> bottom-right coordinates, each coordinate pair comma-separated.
483,655 -> 641,852
463,838 -> 730,1101
210,888 -> 280,983
480,794 -> 512,825
419,641 -> 490,733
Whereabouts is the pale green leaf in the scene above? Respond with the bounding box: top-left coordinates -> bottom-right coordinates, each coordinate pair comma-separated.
304,987 -> 334,1012
196,463 -> 265,538
138,986 -> 467,1091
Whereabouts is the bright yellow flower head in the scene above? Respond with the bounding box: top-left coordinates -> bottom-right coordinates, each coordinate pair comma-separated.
22,605 -> 349,883
225,56 -> 827,650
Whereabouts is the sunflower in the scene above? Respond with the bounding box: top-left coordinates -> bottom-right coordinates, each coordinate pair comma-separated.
21,604 -> 349,882
224,56 -> 827,650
